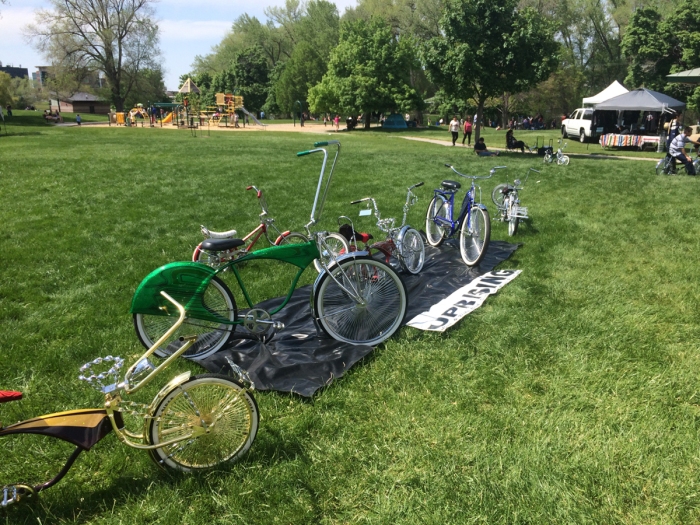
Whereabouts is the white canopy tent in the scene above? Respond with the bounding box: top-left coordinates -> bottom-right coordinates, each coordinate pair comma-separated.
582,81 -> 628,107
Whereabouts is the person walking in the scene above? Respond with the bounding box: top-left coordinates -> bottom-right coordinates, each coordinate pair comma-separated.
462,117 -> 473,146
76,114 -> 81,126
334,114 -> 340,132
449,116 -> 460,146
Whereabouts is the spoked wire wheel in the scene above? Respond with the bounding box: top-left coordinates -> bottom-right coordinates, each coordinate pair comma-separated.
558,155 -> 570,166
397,228 -> 425,274
459,207 -> 491,266
491,184 -> 508,208
148,374 -> 258,472
313,232 -> 349,273
276,232 -> 309,245
425,196 -> 449,247
314,257 -> 407,346
133,276 -> 236,360
507,204 -> 519,236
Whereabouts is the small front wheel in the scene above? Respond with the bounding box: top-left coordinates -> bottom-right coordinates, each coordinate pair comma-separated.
397,228 -> 425,274
655,158 -> 666,176
558,155 -> 570,166
425,195 -> 449,247
148,374 -> 259,472
313,232 -> 350,273
313,257 -> 407,346
459,207 -> 491,266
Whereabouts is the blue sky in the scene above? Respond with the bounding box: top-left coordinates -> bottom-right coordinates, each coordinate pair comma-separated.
0,0 -> 357,91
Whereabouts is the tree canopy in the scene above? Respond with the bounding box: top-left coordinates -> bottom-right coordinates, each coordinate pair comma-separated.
25,0 -> 161,111
308,17 -> 422,127
423,0 -> 558,140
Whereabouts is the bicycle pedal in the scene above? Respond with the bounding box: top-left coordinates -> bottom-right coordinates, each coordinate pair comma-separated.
1,484 -> 35,507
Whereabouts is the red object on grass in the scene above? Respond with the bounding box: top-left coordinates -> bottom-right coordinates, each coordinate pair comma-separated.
0,390 -> 23,403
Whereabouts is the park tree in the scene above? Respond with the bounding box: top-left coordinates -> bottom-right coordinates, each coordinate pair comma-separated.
423,0 -> 558,141
25,0 -> 161,112
0,72 -> 12,108
308,17 -> 422,128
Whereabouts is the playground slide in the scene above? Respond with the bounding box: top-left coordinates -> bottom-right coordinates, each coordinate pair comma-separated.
161,112 -> 173,124
240,107 -> 265,127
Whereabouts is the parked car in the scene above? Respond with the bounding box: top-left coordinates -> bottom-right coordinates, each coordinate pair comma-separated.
562,108 -> 617,143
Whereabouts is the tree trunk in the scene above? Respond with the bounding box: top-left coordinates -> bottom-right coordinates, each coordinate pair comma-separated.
474,98 -> 485,144
501,92 -> 510,129
364,113 -> 370,129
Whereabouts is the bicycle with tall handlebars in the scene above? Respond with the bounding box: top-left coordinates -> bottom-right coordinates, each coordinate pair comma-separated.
130,141 -> 408,360
192,185 -> 308,268
1,292 -> 258,508
426,165 -> 505,266
321,182 -> 426,274
544,139 -> 570,165
491,168 -> 538,236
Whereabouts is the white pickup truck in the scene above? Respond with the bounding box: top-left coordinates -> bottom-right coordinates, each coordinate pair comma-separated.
562,108 -> 617,143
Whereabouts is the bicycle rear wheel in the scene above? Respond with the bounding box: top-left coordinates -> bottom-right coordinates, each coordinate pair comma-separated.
425,195 -> 449,247
313,232 -> 349,273
558,155 -> 570,166
459,207 -> 490,266
313,257 -> 406,346
133,276 -> 236,360
148,374 -> 258,472
398,228 -> 425,274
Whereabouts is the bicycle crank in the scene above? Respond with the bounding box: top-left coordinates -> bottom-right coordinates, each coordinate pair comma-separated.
243,309 -> 284,335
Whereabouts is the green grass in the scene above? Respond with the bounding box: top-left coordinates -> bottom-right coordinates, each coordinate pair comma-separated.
1,115 -> 699,524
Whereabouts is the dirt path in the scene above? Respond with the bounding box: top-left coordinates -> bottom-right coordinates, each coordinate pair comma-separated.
399,136 -> 658,162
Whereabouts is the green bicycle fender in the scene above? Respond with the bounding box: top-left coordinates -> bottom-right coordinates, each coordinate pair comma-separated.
232,240 -> 320,268
130,262 -> 224,323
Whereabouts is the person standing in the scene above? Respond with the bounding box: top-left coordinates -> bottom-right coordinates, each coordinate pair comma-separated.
76,114 -> 81,126
449,116 -> 460,146
234,112 -> 239,128
462,117 -> 473,146
334,114 -> 340,132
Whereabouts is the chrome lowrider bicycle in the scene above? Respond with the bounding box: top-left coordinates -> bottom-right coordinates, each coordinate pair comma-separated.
131,141 -> 408,360
544,139 -> 570,165
491,168 -> 538,236
1,292 -> 258,508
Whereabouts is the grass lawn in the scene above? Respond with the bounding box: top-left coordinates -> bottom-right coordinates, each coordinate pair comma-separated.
1,116 -> 699,524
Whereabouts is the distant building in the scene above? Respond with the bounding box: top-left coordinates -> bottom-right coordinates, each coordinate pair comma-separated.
32,66 -> 52,87
50,92 -> 110,114
0,63 -> 29,79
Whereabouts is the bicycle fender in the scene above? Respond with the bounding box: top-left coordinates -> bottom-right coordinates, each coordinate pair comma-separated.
476,203 -> 489,212
0,408 -> 118,450
395,225 -> 412,246
310,251 -> 370,315
130,262 -> 218,318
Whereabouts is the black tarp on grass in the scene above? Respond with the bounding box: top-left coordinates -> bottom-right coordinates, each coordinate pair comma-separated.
200,240 -> 518,396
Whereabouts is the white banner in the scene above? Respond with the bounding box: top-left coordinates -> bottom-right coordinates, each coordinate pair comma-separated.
407,270 -> 521,332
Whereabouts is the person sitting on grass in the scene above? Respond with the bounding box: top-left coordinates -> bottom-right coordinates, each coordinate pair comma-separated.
506,129 -> 530,153
474,137 -> 499,157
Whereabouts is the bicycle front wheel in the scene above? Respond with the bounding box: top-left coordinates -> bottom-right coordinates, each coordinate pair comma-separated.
398,228 -> 425,274
425,195 -> 449,247
558,155 -> 570,166
314,257 -> 407,346
275,231 -> 309,245
134,275 -> 236,360
459,207 -> 491,266
313,232 -> 350,273
655,158 -> 667,176
148,374 -> 258,472
491,184 -> 507,208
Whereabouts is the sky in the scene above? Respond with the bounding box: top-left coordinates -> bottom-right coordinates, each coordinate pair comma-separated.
0,0 -> 358,91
